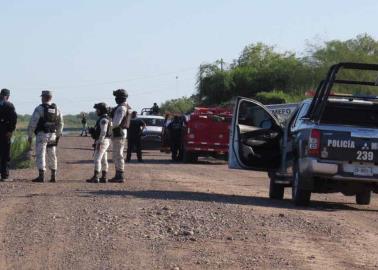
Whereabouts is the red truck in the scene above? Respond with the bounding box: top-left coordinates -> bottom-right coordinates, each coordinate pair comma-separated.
182,107 -> 232,162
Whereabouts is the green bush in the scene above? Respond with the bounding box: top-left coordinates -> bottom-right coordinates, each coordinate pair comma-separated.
10,132 -> 33,169
254,91 -> 291,104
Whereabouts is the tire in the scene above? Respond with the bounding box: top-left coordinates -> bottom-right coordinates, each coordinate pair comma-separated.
183,150 -> 193,163
356,190 -> 371,205
292,161 -> 311,206
269,176 -> 284,200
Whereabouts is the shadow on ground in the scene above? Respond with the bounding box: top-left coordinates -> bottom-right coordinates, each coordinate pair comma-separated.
80,189 -> 378,213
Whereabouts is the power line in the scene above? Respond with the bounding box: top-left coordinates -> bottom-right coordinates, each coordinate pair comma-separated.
12,66 -> 198,90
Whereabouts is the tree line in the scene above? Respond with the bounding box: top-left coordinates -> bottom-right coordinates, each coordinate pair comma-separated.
161,33 -> 378,113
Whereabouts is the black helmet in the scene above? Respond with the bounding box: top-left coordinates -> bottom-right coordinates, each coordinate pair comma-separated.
94,102 -> 108,114
0,88 -> 10,96
113,89 -> 128,98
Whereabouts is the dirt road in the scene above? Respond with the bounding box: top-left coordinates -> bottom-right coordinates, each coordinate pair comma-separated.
0,136 -> 377,269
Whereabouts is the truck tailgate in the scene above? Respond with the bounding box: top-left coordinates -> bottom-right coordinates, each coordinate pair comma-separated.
320,130 -> 378,162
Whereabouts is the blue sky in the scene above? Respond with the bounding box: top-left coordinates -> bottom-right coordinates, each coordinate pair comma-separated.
1,0 -> 377,114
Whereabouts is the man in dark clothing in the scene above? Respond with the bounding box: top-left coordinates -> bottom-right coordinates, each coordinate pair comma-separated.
167,115 -> 184,161
151,103 -> 160,115
0,89 -> 17,181
126,111 -> 146,162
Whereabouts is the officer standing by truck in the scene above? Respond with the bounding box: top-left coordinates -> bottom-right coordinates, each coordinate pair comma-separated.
87,103 -> 111,183
28,91 -> 64,182
126,111 -> 146,162
109,89 -> 132,183
151,103 -> 160,115
167,115 -> 184,161
0,89 -> 17,181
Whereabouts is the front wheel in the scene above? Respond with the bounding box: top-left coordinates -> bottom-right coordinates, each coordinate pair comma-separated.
356,190 -> 371,205
269,176 -> 284,200
292,161 -> 311,206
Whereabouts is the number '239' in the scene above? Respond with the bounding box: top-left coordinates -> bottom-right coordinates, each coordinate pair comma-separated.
357,151 -> 374,161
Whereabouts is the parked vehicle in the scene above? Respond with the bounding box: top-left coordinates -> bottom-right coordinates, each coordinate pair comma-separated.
229,62 -> 378,206
138,115 -> 165,149
182,107 -> 232,162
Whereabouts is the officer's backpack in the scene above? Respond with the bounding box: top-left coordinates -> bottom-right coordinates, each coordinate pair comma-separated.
35,103 -> 58,134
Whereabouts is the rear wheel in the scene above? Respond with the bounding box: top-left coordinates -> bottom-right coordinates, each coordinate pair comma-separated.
269,176 -> 284,200
183,150 -> 197,163
292,161 -> 311,206
356,190 -> 371,205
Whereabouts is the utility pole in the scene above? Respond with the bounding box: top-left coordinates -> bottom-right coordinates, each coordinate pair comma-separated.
220,58 -> 224,71
175,76 -> 179,97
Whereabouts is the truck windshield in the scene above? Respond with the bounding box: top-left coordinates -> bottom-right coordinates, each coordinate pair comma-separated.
139,118 -> 164,127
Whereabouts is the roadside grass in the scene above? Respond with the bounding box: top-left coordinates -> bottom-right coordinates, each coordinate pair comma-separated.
10,132 -> 33,169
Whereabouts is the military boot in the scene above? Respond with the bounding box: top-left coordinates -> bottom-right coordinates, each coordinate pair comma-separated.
86,171 -> 100,183
50,170 -> 56,183
1,174 -> 12,182
32,170 -> 45,183
100,171 -> 107,183
108,171 -> 124,183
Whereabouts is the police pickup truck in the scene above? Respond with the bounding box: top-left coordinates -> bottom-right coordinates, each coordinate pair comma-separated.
229,62 -> 378,206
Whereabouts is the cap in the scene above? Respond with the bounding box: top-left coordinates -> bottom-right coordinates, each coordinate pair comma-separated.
0,88 -> 10,96
113,89 -> 128,98
41,90 -> 52,97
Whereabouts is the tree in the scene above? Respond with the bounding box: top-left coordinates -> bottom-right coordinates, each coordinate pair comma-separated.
160,96 -> 196,114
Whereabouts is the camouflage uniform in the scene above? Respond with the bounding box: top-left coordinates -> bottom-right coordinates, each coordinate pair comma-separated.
28,92 -> 64,182
111,103 -> 131,171
94,117 -> 111,173
109,89 -> 132,182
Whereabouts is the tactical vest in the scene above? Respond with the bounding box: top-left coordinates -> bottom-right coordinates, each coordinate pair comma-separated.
92,115 -> 111,140
111,104 -> 129,129
35,103 -> 58,134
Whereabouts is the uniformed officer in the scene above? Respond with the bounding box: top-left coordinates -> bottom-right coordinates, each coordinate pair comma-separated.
0,89 -> 17,181
80,113 -> 88,136
109,89 -> 132,183
167,115 -> 184,161
126,111 -> 146,162
87,103 -> 112,183
28,91 -> 64,182
151,103 -> 160,115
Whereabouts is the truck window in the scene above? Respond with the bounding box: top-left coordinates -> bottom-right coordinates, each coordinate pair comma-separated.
238,101 -> 272,128
291,103 -> 309,129
139,118 -> 164,127
321,100 -> 378,128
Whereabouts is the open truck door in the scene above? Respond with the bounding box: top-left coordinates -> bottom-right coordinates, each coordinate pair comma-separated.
229,97 -> 283,171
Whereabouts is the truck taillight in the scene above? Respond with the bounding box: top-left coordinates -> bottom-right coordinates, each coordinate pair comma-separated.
308,129 -> 321,157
